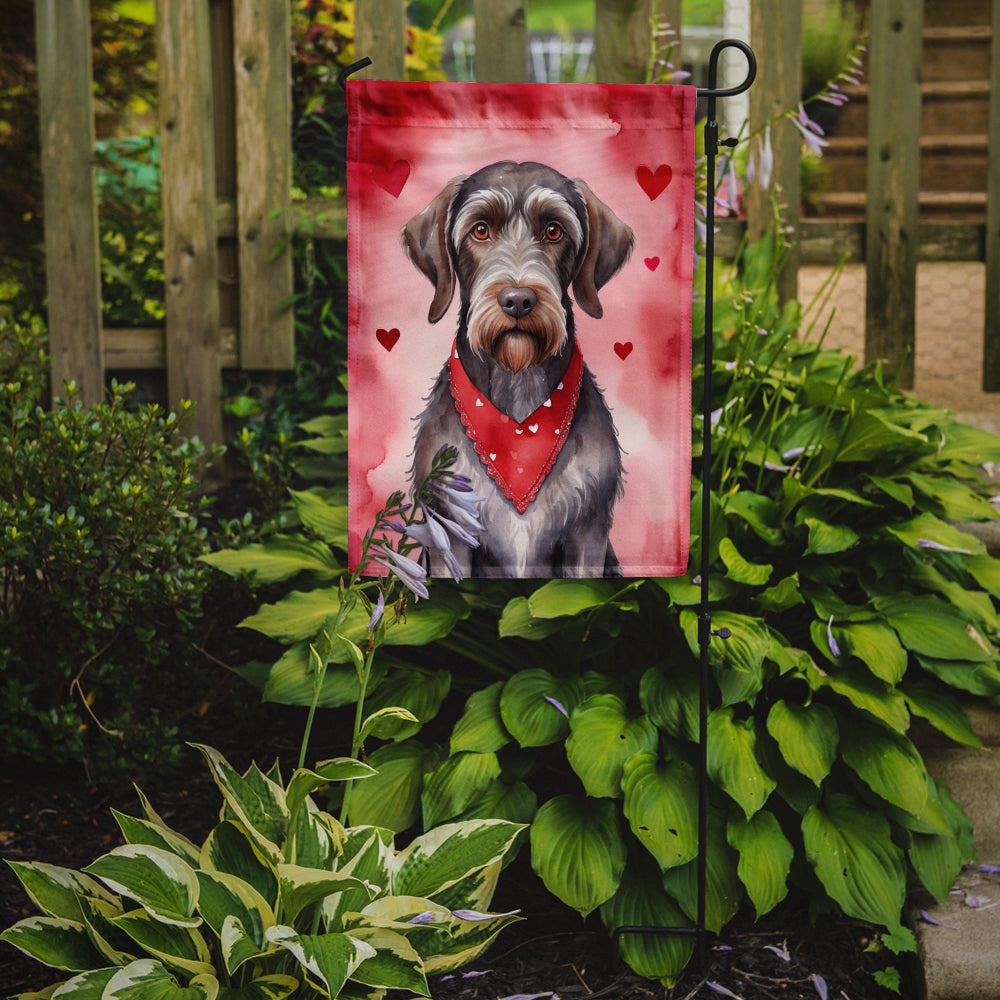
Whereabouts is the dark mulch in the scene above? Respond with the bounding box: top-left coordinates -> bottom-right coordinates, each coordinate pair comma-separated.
1,749 -> 915,1000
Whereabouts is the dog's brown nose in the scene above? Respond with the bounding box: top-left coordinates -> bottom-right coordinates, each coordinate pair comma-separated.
498,286 -> 537,319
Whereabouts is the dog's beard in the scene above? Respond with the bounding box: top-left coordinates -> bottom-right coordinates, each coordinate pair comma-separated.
467,280 -> 567,373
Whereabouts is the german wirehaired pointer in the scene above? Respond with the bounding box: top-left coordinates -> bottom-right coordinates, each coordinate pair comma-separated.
403,161 -> 635,577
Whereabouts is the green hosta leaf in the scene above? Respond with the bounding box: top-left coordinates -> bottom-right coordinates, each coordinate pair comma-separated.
599,854 -> 694,987
285,759 -> 376,822
265,926 -> 375,997
195,871 -> 273,974
260,643 -> 387,709
935,421 -> 1000,464
347,740 -> 442,832
656,573 -> 737,606
727,811 -> 793,918
421,751 -> 502,828
661,810 -> 741,933
911,562 -> 1000,633
967,553 -> 1000,597
718,537 -> 772,585
835,621 -> 907,684
906,472 -> 998,522
83,846 -> 200,928
5,862 -> 118,923
450,682 -> 511,754
103,959 -> 218,999
566,695 -> 658,798
393,820 -> 524,901
916,655 -> 1000,697
288,489 -> 348,545
111,908 -> 214,978
190,746 -> 287,863
803,517 -> 859,556
277,865 -> 374,925
362,667 -> 451,740
499,670 -> 584,747
359,706 -> 421,742
216,975 -> 299,1000
639,664 -> 699,742
526,578 -> 618,617
453,779 -> 538,827
839,718 -> 929,817
530,795 -> 626,917
112,812 -> 201,868
885,512 -> 985,556
874,594 -> 995,662
680,610 -> 770,706
909,828 -> 965,905
724,490 -> 784,545
497,596 -> 565,639
200,535 -> 341,584
200,822 -> 278,910
755,573 -> 804,614
346,926 -> 428,994
707,708 -> 776,818
621,751 -> 699,871
835,410 -> 927,463
901,680 -> 982,748
802,793 -> 906,926
807,660 -> 910,732
0,916 -> 107,971
765,700 -> 838,786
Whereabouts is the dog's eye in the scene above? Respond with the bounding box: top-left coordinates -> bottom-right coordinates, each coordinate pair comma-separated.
543,222 -> 563,242
471,222 -> 491,241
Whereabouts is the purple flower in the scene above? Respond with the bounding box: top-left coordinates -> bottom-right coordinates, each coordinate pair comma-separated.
812,974 -> 828,1000
826,616 -> 841,658
544,695 -> 569,718
367,590 -> 385,631
451,908 -> 520,921
747,125 -> 774,191
407,911 -> 438,925
791,104 -> 829,156
370,545 -> 429,600
917,538 -> 973,554
707,983 -> 742,999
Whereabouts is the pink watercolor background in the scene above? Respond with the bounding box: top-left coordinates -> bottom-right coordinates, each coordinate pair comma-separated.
347,81 -> 695,577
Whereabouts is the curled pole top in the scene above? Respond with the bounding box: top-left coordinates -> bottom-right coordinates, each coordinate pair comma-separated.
697,39 -> 756,100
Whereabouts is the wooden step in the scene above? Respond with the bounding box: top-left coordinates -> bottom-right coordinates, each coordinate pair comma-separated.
813,190 -> 987,222
922,25 -> 993,83
921,0 -> 992,28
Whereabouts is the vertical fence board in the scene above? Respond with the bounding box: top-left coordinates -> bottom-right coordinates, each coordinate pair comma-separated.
233,0 -> 294,369
594,0 -> 651,83
355,0 -> 406,80
983,0 -> 1000,389
157,0 -> 222,444
746,0 -> 801,303
34,0 -> 103,404
864,0 -> 923,389
474,0 -> 527,82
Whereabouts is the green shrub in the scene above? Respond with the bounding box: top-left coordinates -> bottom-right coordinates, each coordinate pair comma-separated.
1,743 -> 524,998
0,317 -> 220,783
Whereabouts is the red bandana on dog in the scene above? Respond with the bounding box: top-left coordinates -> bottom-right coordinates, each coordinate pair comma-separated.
449,341 -> 584,513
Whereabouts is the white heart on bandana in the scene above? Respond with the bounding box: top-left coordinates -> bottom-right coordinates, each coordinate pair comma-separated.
543,398 -> 552,407
515,428 -> 523,435
489,452 -> 497,461
529,424 -> 539,433
475,398 -> 484,407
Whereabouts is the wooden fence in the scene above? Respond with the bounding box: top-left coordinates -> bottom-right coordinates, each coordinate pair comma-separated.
33,0 -> 1000,445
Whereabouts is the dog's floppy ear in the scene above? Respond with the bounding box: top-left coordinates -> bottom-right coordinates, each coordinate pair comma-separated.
401,176 -> 466,324
570,179 -> 635,320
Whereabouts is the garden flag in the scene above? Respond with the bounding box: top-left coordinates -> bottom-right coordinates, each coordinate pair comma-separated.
347,80 -> 695,578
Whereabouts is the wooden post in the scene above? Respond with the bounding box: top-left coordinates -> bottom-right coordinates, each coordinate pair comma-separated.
157,0 -> 223,444
746,0 -> 801,305
34,0 -> 104,405
659,0 -> 682,77
594,0 -> 651,84
233,0 -> 294,369
864,0 -> 923,389
355,0 -> 407,81
983,0 -> 1000,390
474,0 -> 527,82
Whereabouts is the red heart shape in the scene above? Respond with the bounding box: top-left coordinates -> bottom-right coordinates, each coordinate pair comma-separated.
644,256 -> 660,271
614,341 -> 633,360
371,160 -> 410,198
376,327 -> 400,351
636,164 -> 673,200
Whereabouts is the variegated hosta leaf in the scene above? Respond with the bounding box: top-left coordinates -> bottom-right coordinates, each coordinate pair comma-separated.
288,801 -> 343,870
83,846 -> 200,928
285,760 -> 375,823
802,793 -> 906,926
838,718 -> 929,817
727,810 -> 793,917
200,822 -> 278,910
424,859 -> 501,916
420,752 -> 502,829
391,820 -> 524,901
77,894 -> 136,966
102,958 -> 218,999
110,908 -> 214,979
661,810 -> 742,934
599,854 -> 694,987
190,745 -> 287,863
421,906 -> 523,975
214,975 -> 299,1000
621,751 -> 699,871
529,795 -> 626,917
277,864 -> 376,925
706,707 -> 776,819
565,695 -> 658,799
765,700 -> 838,786
46,966 -> 118,997
0,916 -> 107,972
450,681 -> 511,754
345,926 -> 429,995
112,811 -> 202,868
265,926 -> 375,998
4,862 -> 118,922
195,871 -> 274,974
323,829 -> 393,931
499,669 -> 585,747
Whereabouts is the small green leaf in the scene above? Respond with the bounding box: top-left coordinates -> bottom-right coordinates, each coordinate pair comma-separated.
718,537 -> 773,585
707,708 -> 776,819
421,751 -> 502,828
803,517 -> 859,555
727,811 -> 793,917
839,718 -> 929,817
450,682 -> 511,754
765,700 -> 838,786
526,579 -> 618,618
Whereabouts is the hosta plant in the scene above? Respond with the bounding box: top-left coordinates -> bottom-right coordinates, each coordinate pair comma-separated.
1,744 -> 523,999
